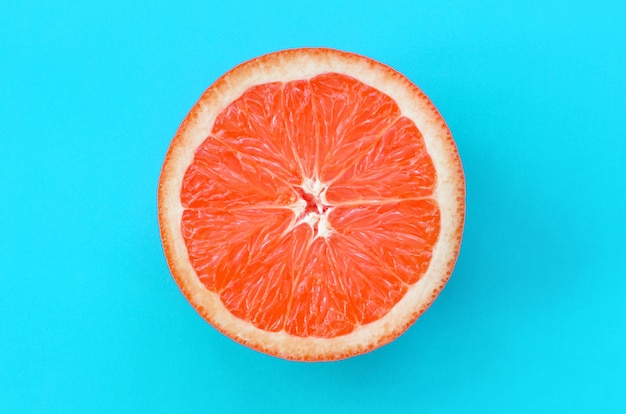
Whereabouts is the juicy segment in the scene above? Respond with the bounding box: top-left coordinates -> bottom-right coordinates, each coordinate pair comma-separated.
180,73 -> 440,338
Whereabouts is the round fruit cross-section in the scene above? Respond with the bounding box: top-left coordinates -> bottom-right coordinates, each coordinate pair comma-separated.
158,48 -> 465,361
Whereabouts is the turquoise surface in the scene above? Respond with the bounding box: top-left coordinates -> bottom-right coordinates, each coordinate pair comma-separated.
1,1 -> 625,412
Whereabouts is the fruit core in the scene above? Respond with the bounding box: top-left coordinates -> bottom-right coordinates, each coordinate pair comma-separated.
293,178 -> 332,238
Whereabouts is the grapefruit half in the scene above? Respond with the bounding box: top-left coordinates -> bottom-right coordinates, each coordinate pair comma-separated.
158,48 -> 465,361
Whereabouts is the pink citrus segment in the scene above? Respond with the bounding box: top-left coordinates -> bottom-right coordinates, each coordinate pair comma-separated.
285,235 -> 407,334
181,136 -> 297,210
212,82 -> 303,185
325,116 -> 436,204
328,199 -> 440,285
219,224 -> 312,332
308,73 -> 401,182
283,80 -> 318,179
181,207 -> 293,291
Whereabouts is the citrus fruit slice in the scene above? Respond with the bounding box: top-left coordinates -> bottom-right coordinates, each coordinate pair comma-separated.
158,48 -> 465,361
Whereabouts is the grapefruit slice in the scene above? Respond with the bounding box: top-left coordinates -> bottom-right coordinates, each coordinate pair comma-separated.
158,48 -> 465,361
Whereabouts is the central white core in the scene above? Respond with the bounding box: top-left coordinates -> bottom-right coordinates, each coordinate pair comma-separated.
292,178 -> 333,239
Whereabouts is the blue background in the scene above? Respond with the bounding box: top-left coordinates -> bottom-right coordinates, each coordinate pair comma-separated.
2,1 -> 625,412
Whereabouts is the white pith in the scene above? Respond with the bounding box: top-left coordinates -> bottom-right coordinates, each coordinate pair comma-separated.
291,177 -> 333,239
158,49 -> 465,360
